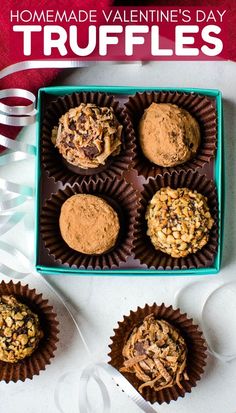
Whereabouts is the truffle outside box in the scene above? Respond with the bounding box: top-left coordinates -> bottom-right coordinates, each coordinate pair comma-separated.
35,86 -> 223,276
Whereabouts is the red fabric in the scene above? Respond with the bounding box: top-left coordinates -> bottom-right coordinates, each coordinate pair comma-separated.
0,0 -> 112,150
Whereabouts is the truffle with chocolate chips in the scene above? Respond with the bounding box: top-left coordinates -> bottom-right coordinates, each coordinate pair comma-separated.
51,103 -> 123,169
139,103 -> 200,167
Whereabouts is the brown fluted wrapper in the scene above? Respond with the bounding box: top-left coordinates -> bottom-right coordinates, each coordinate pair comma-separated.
108,303 -> 207,404
41,92 -> 135,185
0,281 -> 59,383
125,91 -> 217,178
40,178 -> 139,269
134,171 -> 218,270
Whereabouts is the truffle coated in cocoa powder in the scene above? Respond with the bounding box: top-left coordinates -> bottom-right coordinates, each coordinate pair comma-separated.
139,103 -> 201,167
59,194 -> 120,255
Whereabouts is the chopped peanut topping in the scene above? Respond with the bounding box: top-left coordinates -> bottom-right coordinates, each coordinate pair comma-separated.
0,295 -> 43,363
146,187 -> 214,258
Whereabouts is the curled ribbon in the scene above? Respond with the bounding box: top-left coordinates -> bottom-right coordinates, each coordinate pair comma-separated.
0,60 -> 141,81
0,212 -> 25,234
0,59 -> 157,413
0,89 -> 36,116
0,134 -> 36,155
2,59 -> 235,413
174,281 -> 236,363
0,84 -> 36,211
80,363 -> 158,413
55,362 -> 158,413
2,58 -> 236,413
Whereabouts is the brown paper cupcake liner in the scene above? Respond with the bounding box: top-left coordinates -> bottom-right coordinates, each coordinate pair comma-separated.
41,92 -> 135,185
108,303 -> 207,404
40,178 -> 139,269
125,91 -> 217,178
0,280 -> 59,383
134,170 -> 218,270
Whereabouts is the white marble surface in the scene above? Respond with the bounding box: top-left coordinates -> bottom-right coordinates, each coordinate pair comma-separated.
1,61 -> 236,413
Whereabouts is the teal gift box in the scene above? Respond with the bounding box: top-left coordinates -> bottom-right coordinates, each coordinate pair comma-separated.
35,86 -> 223,276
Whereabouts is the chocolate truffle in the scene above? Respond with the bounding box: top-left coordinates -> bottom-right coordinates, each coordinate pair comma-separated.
59,194 -> 120,254
139,103 -> 200,167
146,187 -> 214,258
120,314 -> 189,393
0,295 -> 43,363
51,103 -> 123,169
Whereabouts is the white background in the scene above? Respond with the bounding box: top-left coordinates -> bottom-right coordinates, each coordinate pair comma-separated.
1,61 -> 236,413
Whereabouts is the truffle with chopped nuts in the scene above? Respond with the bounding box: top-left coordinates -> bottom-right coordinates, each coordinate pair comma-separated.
0,295 -> 43,363
146,187 -> 214,258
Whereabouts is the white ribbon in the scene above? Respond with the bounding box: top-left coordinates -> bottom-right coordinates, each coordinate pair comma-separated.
2,58 -> 235,413
0,88 -> 37,126
0,83 -> 36,211
0,152 -> 29,165
0,212 -> 25,235
0,134 -> 36,155
0,60 -> 141,80
0,59 -> 157,413
0,192 -> 29,211
54,367 -> 112,413
93,363 -> 157,413
3,56 -> 236,413
174,281 -> 236,363
0,220 -> 158,412
0,89 -> 36,116
0,178 -> 34,197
